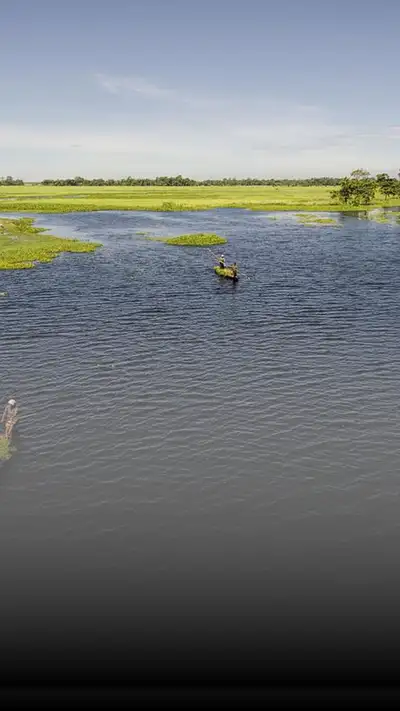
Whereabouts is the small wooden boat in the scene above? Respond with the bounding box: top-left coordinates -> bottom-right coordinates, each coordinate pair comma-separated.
214,266 -> 239,281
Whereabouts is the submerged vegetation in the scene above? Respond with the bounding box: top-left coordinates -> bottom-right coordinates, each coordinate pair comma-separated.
148,233 -> 227,247
0,217 -> 101,270
296,214 -> 338,225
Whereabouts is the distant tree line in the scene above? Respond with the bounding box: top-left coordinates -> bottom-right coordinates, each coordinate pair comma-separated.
0,175 -> 24,185
0,174 -> 342,187
39,175 -> 342,187
332,169 -> 400,206
2,172 -> 400,202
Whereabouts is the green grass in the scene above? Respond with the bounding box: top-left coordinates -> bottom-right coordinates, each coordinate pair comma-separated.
1,184 -> 400,213
0,217 -> 101,270
0,436 -> 13,461
148,232 -> 227,246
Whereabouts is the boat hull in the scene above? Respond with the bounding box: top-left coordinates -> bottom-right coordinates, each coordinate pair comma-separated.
214,266 -> 239,281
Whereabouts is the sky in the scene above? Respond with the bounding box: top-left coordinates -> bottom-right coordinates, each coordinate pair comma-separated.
1,0 -> 399,179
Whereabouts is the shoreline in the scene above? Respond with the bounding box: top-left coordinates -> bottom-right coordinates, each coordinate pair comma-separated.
0,203 -> 400,214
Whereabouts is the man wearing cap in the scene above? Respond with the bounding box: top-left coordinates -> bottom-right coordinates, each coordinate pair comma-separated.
1,398 -> 18,440
219,254 -> 225,268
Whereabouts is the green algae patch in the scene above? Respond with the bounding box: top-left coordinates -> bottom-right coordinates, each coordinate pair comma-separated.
0,217 -> 101,270
149,232 -> 227,247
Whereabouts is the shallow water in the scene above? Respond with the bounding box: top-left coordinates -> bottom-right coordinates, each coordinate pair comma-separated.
1,208 -> 400,681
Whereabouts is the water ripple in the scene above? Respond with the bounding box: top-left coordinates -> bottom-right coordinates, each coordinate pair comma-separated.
2,209 -> 400,569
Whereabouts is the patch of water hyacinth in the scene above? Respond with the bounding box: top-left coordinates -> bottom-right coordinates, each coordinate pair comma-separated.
0,217 -> 101,270
147,233 -> 227,247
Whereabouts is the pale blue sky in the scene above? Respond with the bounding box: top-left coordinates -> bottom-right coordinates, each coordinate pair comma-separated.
1,0 -> 399,178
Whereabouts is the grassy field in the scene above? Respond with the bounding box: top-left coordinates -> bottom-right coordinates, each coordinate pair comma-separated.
1,184 -> 400,213
0,217 -> 101,270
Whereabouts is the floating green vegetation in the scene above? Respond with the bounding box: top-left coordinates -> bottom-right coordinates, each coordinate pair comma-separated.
149,232 -> 227,247
355,209 -> 394,224
0,436 -> 14,461
365,210 -> 392,223
0,217 -> 101,270
370,215 -> 391,223
296,214 -> 338,225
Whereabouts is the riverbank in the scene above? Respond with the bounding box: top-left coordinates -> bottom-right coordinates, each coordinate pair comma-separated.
1,185 -> 400,213
0,217 -> 101,269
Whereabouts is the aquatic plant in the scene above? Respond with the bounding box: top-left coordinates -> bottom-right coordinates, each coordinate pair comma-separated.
368,214 -> 391,223
149,233 -> 227,247
355,209 -> 396,224
0,217 -> 101,270
296,214 -> 338,225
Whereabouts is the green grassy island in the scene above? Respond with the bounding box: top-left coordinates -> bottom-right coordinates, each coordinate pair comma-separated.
0,217 -> 101,270
148,233 -> 227,247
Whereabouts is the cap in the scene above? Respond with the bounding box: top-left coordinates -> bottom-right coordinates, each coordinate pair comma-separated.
8,399 -> 16,405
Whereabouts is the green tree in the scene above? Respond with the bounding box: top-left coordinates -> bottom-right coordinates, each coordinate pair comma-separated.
333,169 -> 376,205
376,173 -> 400,199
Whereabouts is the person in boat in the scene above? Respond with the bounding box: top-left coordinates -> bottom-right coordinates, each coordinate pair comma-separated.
230,262 -> 238,277
1,398 -> 18,440
219,254 -> 226,268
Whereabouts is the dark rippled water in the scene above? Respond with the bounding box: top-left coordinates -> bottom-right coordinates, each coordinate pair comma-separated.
2,208 -> 400,682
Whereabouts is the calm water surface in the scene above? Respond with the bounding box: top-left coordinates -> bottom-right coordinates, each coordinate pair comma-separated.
1,209 -> 400,679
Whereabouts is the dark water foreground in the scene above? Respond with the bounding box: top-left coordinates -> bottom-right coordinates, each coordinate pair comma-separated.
1,208 -> 400,684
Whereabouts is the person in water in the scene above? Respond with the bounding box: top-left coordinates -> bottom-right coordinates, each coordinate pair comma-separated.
219,254 -> 225,268
230,262 -> 238,277
1,398 -> 18,440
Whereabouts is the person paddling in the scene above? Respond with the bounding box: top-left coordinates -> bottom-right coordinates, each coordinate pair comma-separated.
219,254 -> 225,268
1,398 -> 18,440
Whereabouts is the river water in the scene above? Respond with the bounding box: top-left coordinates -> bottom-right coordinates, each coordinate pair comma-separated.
1,209 -> 400,682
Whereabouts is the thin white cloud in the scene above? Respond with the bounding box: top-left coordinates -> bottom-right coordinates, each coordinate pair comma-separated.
94,72 -> 229,109
95,73 -> 173,99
